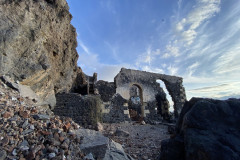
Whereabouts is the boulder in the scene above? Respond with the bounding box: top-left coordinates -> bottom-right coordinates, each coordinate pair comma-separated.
75,129 -> 133,160
0,0 -> 80,108
160,98 -> 240,160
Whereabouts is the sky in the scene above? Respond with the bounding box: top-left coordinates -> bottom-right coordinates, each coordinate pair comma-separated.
66,0 -> 240,101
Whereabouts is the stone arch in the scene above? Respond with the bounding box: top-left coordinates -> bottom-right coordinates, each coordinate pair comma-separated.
128,83 -> 144,119
129,83 -> 143,104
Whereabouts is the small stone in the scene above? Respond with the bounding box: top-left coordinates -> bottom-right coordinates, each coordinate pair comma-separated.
2,111 -> 12,118
63,122 -> 71,132
115,128 -> 130,137
0,150 -> 7,160
141,121 -> 146,125
84,153 -> 95,160
11,97 -> 17,101
19,140 -> 29,151
22,129 -> 34,135
12,148 -> 17,156
39,130 -> 51,136
19,111 -> 29,118
30,125 -> 35,130
59,136 -> 65,142
49,153 -> 56,159
60,142 -> 68,149
53,132 -> 59,140
33,114 -> 50,120
1,136 -> 9,146
22,119 -> 29,129
96,122 -> 103,131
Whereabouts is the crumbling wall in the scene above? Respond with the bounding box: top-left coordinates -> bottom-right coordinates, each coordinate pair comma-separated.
95,80 -> 116,102
102,94 -> 130,123
114,68 -> 186,118
53,93 -> 102,128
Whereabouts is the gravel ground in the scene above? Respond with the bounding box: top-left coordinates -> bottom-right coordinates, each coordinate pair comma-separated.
102,122 -> 170,160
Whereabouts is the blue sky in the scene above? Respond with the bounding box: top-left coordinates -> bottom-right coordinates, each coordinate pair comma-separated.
67,0 -> 240,100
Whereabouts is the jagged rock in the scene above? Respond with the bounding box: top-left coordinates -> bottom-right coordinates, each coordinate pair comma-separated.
115,128 -> 130,137
0,0 -> 80,108
160,98 -> 240,160
95,80 -> 116,102
75,129 -> 133,160
0,150 -> 7,160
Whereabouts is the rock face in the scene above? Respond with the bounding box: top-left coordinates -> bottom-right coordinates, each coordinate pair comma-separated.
0,0 -> 79,108
160,98 -> 240,160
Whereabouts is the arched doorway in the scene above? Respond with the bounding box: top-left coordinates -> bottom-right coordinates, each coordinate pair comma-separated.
128,84 -> 144,121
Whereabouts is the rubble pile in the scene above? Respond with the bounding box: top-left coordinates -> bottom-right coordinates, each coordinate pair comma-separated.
102,122 -> 170,160
0,79 -> 84,160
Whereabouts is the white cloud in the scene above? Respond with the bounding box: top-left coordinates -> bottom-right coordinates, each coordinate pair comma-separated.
187,82 -> 240,99
186,62 -> 200,76
167,65 -> 178,75
78,39 -> 90,54
136,47 -> 160,66
166,44 -> 180,57
176,0 -> 221,45
141,66 -> 164,74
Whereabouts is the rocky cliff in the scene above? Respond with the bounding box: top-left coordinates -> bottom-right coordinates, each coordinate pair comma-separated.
0,0 -> 79,108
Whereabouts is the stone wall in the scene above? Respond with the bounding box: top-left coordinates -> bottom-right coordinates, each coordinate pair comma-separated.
102,94 -> 130,123
53,93 -> 102,128
95,80 -> 116,102
114,68 -> 186,118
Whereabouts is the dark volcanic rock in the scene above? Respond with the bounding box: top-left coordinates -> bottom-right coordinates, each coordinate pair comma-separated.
0,0 -> 79,107
160,98 -> 240,160
54,93 -> 103,129
95,80 -> 116,102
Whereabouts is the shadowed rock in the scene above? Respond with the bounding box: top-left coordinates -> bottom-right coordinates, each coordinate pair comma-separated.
160,98 -> 240,160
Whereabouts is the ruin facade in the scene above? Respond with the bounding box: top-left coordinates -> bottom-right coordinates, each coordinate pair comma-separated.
54,68 -> 187,124
114,68 -> 187,119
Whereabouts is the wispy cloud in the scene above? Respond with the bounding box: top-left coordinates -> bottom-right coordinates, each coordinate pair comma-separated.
188,82 -> 240,99
136,47 -> 160,66
167,65 -> 178,75
78,39 -> 90,54
176,0 -> 221,45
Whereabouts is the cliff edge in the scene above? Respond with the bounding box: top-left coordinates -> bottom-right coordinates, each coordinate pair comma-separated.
0,0 -> 79,108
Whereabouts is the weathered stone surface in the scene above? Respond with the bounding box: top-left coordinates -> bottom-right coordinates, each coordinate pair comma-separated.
0,0 -> 79,107
75,129 -> 133,160
160,98 -> 240,160
102,93 -> 130,123
54,93 -> 103,128
95,80 -> 116,102
115,68 -> 187,118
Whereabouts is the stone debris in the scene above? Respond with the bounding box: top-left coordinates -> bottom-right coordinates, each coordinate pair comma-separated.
102,122 -> 170,160
0,79 -> 84,159
0,78 -> 134,160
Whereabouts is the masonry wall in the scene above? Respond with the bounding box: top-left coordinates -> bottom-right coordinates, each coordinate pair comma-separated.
114,68 -> 187,118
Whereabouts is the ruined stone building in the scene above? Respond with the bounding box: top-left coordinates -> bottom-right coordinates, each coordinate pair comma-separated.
54,68 -> 187,125
97,68 -> 187,123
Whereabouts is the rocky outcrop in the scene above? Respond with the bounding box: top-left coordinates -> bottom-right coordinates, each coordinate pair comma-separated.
0,0 -> 79,108
75,129 -> 133,160
160,98 -> 240,160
